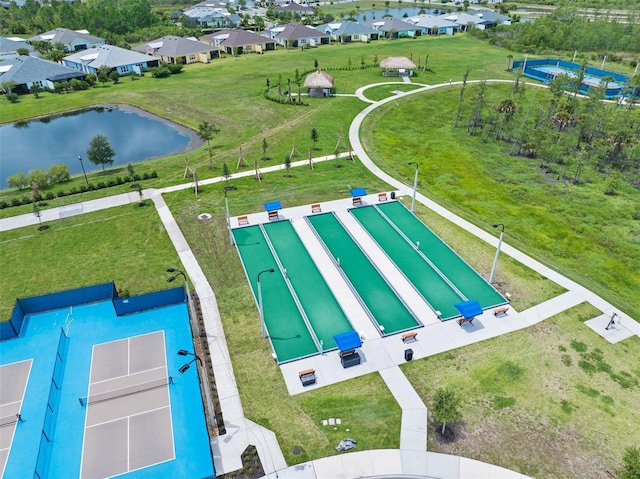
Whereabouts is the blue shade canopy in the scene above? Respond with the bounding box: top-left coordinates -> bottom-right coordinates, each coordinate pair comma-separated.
264,201 -> 282,212
454,300 -> 483,319
349,188 -> 367,198
333,330 -> 362,352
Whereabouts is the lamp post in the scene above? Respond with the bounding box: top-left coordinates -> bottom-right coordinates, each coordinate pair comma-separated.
407,162 -> 419,213
257,268 -> 275,339
489,223 -> 505,284
177,349 -> 203,373
224,188 -> 234,246
167,268 -> 198,338
78,155 -> 89,186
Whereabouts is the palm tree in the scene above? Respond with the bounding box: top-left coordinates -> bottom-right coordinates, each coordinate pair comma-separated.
506,54 -> 514,72
197,121 -> 220,169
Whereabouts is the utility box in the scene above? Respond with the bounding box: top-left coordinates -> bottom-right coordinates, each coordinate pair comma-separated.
404,349 -> 413,361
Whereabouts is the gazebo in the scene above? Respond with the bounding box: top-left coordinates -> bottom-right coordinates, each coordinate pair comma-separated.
304,70 -> 334,97
380,56 -> 416,77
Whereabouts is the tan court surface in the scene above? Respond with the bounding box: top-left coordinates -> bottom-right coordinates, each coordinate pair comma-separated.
80,331 -> 174,479
0,360 -> 31,478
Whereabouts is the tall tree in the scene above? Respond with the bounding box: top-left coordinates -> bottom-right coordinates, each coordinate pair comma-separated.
454,66 -> 471,128
87,134 -> 116,171
197,120 -> 220,169
311,128 -> 319,150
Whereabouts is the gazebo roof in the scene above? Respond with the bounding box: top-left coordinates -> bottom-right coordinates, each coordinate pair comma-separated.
304,70 -> 334,89
380,56 -> 417,70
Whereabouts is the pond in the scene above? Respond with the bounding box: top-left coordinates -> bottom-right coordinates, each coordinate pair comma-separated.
0,105 -> 199,188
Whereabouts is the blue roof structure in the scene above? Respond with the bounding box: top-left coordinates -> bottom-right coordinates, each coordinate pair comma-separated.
333,330 -> 361,352
454,300 -> 483,319
263,201 -> 282,211
349,188 -> 367,198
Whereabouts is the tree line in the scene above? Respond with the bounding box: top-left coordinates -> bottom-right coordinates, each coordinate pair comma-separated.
471,6 -> 640,57
455,75 -> 640,195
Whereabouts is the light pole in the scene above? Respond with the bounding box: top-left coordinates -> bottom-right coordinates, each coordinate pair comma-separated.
177,349 -> 203,373
257,268 -> 275,339
167,268 -> 199,338
224,188 -> 234,246
489,223 -> 505,284
407,162 -> 419,213
78,155 -> 89,186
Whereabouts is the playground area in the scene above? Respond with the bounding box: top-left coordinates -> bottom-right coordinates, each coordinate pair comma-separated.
513,58 -> 630,98
0,284 -> 213,479
232,193 -> 507,364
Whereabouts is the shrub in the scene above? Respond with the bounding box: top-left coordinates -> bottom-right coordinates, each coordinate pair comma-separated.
167,63 -> 183,74
11,198 -> 22,207
109,70 -> 120,84
6,92 -> 19,103
0,201 -> 8,209
150,66 -> 171,78
27,168 -> 49,188
48,164 -> 71,184
45,192 -> 55,200
6,172 -> 29,189
97,181 -> 107,189
85,73 -> 97,86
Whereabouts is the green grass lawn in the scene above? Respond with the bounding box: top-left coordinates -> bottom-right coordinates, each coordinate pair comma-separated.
402,302 -> 640,478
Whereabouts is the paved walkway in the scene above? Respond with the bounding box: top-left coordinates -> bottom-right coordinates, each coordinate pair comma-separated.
2,79 -> 638,479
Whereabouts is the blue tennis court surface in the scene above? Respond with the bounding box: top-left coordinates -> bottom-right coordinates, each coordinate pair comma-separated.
0,285 -> 213,479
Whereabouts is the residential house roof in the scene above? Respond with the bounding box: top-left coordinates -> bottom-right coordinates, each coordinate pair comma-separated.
63,45 -> 153,69
0,55 -> 84,85
407,14 -> 457,30
133,36 -> 219,56
28,28 -> 104,46
202,29 -> 274,47
304,70 -> 333,89
0,37 -> 36,58
442,12 -> 486,27
366,18 -> 419,33
317,21 -> 377,36
275,23 -> 329,41
473,9 -> 510,24
274,2 -> 314,14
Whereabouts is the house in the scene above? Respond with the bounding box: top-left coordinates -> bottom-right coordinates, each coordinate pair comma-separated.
366,18 -> 421,39
183,5 -> 241,28
0,37 -> 36,60
441,12 -> 486,31
304,70 -> 333,97
0,56 -> 86,94
407,14 -> 457,36
133,36 -> 220,64
316,21 -> 379,43
200,29 -> 276,54
63,45 -> 160,75
271,23 -> 329,47
274,2 -> 314,15
472,9 -> 511,28
28,28 -> 105,53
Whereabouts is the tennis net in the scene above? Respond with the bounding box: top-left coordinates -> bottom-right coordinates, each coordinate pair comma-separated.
79,376 -> 168,407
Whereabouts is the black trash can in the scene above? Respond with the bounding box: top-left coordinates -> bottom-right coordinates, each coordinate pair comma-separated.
404,348 -> 413,361
391,191 -> 396,199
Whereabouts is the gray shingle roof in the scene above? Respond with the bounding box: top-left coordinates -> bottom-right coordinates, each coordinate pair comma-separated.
63,45 -> 154,69
203,29 -> 274,47
276,23 -> 329,40
132,36 -> 219,56
28,28 -> 104,46
0,55 -> 84,84
367,18 -> 419,32
274,2 -> 314,13
323,21 -> 377,36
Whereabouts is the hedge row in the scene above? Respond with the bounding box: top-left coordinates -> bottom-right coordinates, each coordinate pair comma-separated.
0,171 -> 158,210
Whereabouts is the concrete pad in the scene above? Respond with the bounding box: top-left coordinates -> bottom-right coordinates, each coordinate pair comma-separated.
400,449 -> 428,477
585,314 -> 634,344
459,456 -> 493,478
426,451 -> 462,479
342,451 -> 377,478
312,455 -> 348,479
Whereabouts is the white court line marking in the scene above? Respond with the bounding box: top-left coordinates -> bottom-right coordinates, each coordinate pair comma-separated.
127,415 -> 130,471
89,366 -> 166,386
0,399 -> 23,408
87,329 -> 164,347
127,338 -> 131,375
0,359 -> 33,479
85,405 -> 170,429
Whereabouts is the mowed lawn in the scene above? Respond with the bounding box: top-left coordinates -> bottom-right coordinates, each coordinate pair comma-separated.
403,302 -> 640,478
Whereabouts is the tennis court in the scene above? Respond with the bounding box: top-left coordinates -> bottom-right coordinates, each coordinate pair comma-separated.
80,331 -> 174,478
0,360 -> 32,478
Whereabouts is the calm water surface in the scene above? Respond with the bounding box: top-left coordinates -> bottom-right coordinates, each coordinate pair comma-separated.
0,105 -> 197,188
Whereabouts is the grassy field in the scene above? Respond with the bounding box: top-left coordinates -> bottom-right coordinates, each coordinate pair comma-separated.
361,84 -> 640,321
402,302 -> 640,478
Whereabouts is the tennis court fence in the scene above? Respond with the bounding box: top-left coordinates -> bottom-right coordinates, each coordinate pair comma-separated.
79,376 -> 169,407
